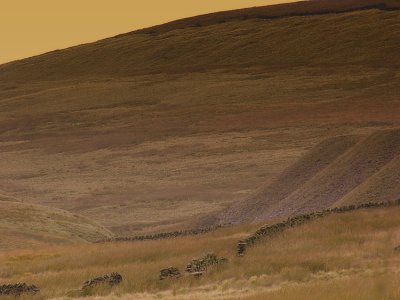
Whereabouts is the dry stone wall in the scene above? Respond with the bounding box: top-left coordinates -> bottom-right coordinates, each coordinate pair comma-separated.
237,200 -> 400,256
82,272 -> 123,290
97,226 -> 222,243
0,283 -> 39,296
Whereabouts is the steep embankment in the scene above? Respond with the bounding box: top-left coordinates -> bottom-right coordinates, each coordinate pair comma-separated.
219,135 -> 360,224
219,129 -> 400,224
0,1 -> 400,82
278,129 -> 400,215
0,201 -> 114,250
336,154 -> 400,206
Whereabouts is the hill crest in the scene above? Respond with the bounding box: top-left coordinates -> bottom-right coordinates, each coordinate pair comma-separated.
134,0 -> 400,35
1,0 -> 400,82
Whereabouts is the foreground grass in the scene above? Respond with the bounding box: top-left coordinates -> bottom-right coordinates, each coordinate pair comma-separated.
0,206 -> 399,299
241,273 -> 400,300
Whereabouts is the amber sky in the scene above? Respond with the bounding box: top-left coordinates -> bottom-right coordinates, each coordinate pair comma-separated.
0,0 -> 297,64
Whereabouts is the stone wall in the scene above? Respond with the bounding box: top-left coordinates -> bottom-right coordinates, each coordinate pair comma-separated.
237,200 -> 400,256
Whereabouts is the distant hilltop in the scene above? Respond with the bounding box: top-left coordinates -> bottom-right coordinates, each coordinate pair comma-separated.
133,0 -> 400,35
1,0 -> 400,82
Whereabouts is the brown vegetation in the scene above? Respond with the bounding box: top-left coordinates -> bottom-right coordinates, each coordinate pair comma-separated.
1,7 -> 400,81
218,129 -> 400,225
0,2 -> 399,235
0,2 -> 399,299
0,206 -> 399,299
218,135 -> 360,224
0,200 -> 113,250
136,0 -> 400,35
241,200 -> 400,253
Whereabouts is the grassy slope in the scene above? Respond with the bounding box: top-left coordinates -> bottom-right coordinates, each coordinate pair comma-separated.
0,206 -> 399,299
0,201 -> 114,250
136,0 -> 400,34
337,154 -> 400,206
241,275 -> 400,300
218,135 -> 360,224
218,129 -> 400,225
0,9 -> 400,81
277,129 -> 400,214
0,8 -> 399,234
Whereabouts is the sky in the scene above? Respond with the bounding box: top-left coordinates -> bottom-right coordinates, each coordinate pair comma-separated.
0,0 -> 297,64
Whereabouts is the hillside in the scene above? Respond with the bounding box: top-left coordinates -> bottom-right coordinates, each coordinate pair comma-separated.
0,201 -> 114,250
0,1 -> 399,235
0,205 -> 399,299
218,129 -> 400,225
0,2 -> 400,81
217,135 -> 360,224
337,154 -> 400,206
136,0 -> 400,34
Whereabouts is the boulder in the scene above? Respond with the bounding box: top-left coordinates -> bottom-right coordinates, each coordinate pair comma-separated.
159,267 -> 181,280
82,272 -> 122,290
186,253 -> 227,273
238,241 -> 247,256
0,283 -> 39,296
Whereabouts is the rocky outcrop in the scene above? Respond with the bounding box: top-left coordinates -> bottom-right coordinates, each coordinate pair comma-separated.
159,267 -> 181,280
97,226 -> 222,243
82,272 -> 122,290
159,253 -> 227,280
0,283 -> 39,296
186,253 -> 227,273
237,241 -> 247,256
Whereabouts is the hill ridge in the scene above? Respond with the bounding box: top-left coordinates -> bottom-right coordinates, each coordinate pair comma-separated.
218,135 -> 360,224
1,1 -> 400,82
336,154 -> 400,206
134,0 -> 400,35
281,129 -> 400,216
217,129 -> 400,225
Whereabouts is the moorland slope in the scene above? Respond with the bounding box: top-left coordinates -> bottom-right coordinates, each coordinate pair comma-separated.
218,129 -> 400,225
0,0 -> 399,235
1,1 -> 400,81
0,201 -> 114,250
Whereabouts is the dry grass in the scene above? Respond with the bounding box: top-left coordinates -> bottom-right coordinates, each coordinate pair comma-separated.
0,201 -> 113,250
0,206 -> 399,299
0,4 -> 399,299
240,274 -> 400,300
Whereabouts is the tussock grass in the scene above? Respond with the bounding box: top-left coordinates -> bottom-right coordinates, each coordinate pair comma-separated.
240,273 -> 400,300
0,206 -> 399,299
